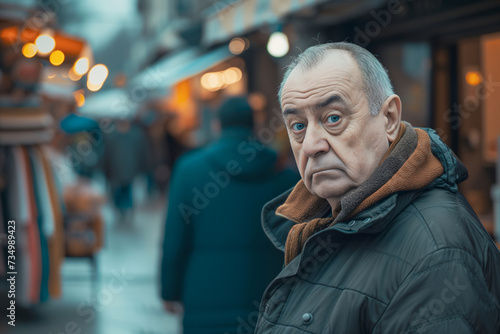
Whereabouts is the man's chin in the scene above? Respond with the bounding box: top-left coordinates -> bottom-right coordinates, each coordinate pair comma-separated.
308,179 -> 356,201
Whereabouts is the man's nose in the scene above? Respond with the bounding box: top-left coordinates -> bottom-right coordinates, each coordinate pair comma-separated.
302,124 -> 330,157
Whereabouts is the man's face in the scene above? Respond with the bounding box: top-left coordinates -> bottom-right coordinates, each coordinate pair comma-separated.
281,51 -> 391,206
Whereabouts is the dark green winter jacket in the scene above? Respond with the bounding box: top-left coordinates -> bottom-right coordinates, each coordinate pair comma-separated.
255,124 -> 500,333
160,127 -> 299,334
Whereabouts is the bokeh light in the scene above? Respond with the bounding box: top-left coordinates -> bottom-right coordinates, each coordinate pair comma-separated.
465,71 -> 482,86
200,72 -> 223,91
229,37 -> 246,55
68,67 -> 82,81
201,67 -> 243,92
35,34 -> 55,55
87,64 -> 109,91
22,43 -> 37,58
49,50 -> 65,66
222,67 -> 242,85
73,90 -> 85,107
267,32 -> 289,58
74,57 -> 90,75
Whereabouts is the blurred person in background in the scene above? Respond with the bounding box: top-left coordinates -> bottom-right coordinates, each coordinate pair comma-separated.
104,118 -> 148,224
160,96 -> 299,334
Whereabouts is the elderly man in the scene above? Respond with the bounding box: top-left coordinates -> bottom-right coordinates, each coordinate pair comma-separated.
254,42 -> 500,333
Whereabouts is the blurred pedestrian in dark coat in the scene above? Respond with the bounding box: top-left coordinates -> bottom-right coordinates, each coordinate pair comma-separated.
104,120 -> 148,221
160,96 -> 299,334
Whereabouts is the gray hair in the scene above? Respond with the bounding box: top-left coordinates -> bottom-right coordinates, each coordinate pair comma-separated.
278,42 -> 394,116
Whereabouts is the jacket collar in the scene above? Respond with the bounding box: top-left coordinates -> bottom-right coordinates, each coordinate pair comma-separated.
262,123 -> 468,252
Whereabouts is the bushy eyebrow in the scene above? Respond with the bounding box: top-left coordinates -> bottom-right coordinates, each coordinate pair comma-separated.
282,107 -> 299,117
282,94 -> 348,117
315,95 -> 346,110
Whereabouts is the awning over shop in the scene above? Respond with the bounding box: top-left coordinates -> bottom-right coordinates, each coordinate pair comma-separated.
131,47 -> 198,95
78,88 -> 133,119
130,44 -> 233,98
163,45 -> 233,87
81,46 -> 233,118
202,0 -> 330,46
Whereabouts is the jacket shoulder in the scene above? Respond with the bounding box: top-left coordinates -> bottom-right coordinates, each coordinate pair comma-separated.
410,188 -> 493,249
371,188 -> 500,332
389,187 -> 498,269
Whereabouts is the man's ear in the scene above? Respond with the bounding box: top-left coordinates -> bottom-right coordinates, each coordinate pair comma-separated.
382,94 -> 402,142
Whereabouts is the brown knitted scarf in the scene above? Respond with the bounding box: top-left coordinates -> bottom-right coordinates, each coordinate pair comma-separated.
281,123 -> 444,265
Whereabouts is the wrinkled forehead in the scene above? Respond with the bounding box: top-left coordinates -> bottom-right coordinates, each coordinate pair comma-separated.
280,51 -> 364,106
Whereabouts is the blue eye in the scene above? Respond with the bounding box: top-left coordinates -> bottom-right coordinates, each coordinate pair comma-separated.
327,115 -> 340,123
292,123 -> 305,131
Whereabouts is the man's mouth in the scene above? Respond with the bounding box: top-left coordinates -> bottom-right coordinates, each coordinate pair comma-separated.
311,167 -> 342,175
